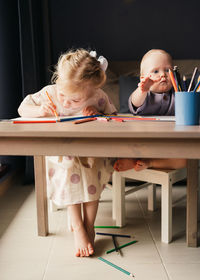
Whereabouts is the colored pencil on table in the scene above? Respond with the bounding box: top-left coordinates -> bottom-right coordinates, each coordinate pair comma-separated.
73,117 -> 97,124
60,114 -> 102,122
106,240 -> 138,254
188,67 -> 198,92
46,91 -> 59,120
96,232 -> 131,238
98,257 -> 134,277
13,120 -> 57,124
169,69 -> 178,92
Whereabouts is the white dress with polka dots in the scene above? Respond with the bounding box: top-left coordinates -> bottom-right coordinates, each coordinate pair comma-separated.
21,85 -> 116,206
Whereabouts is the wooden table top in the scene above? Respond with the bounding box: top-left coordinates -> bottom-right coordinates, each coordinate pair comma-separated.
1,120 -> 200,139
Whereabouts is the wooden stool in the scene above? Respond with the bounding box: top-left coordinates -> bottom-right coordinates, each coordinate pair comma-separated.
112,168 -> 187,243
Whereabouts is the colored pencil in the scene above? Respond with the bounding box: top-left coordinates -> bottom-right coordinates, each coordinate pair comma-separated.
173,66 -> 182,91
74,117 -> 97,124
112,236 -> 120,254
193,80 -> 200,92
195,75 -> 200,92
46,91 -> 59,119
183,75 -> 187,91
98,257 -> 134,277
188,67 -> 198,92
106,240 -> 138,254
94,226 -> 120,229
96,232 -> 131,238
60,114 -> 102,122
169,69 -> 178,92
13,120 -> 57,124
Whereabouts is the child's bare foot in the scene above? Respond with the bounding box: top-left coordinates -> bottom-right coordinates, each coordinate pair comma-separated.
85,224 -> 95,247
73,223 -> 94,257
134,159 -> 152,171
114,159 -> 137,171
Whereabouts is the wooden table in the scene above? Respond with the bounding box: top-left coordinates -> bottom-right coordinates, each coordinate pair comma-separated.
0,120 -> 199,247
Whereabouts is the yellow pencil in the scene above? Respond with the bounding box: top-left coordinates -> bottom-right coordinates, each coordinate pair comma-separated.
45,91 -> 59,119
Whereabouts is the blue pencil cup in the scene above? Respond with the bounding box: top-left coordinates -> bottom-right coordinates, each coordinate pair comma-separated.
175,91 -> 200,125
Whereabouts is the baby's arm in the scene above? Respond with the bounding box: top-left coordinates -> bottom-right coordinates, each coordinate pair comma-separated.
131,75 -> 159,108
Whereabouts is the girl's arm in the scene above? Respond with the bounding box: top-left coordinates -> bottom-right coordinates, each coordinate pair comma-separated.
18,102 -> 56,117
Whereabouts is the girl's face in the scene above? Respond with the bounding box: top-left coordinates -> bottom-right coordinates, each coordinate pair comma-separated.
141,54 -> 173,93
56,84 -> 93,109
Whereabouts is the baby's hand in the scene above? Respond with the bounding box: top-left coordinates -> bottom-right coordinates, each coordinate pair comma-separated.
83,106 -> 99,116
139,75 -> 160,93
39,103 -> 56,117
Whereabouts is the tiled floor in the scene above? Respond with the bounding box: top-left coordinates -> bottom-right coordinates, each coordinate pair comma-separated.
0,181 -> 199,280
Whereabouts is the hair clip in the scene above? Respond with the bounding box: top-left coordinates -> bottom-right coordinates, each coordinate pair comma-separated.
97,56 -> 108,72
89,50 -> 108,72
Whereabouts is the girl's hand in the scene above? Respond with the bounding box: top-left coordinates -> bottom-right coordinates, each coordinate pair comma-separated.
139,75 -> 160,93
39,103 -> 56,117
83,106 -> 99,116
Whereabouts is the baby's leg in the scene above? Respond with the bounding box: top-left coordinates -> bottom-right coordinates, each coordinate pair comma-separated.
150,158 -> 187,169
134,158 -> 186,171
67,203 -> 94,257
83,200 -> 99,247
114,159 -> 137,171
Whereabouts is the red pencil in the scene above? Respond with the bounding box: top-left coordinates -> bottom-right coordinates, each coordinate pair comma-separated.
13,120 -> 57,124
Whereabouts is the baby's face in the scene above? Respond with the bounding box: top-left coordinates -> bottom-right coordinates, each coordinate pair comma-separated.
141,54 -> 173,93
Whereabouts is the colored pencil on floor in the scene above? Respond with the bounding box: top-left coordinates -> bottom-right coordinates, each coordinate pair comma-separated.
112,236 -> 121,255
98,257 -> 134,277
96,232 -> 131,238
106,240 -> 138,254
94,226 -> 120,228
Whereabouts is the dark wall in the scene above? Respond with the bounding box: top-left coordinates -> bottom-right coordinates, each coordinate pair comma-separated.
49,0 -> 200,63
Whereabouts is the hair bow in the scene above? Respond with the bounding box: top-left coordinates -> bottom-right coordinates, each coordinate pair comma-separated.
89,51 -> 108,72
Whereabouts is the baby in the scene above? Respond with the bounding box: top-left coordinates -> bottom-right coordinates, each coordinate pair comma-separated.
114,49 -> 186,172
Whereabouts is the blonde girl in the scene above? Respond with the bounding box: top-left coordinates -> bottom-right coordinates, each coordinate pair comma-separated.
18,49 -> 116,257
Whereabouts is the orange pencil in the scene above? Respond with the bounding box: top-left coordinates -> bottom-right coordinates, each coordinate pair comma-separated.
45,91 -> 59,119
74,117 -> 97,124
169,69 -> 178,92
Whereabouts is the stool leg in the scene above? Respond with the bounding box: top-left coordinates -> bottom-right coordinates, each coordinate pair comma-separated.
112,172 -> 126,227
161,177 -> 172,243
148,184 -> 157,211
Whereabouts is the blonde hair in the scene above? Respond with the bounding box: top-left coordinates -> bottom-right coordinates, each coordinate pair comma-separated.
140,49 -> 173,76
52,49 -> 106,92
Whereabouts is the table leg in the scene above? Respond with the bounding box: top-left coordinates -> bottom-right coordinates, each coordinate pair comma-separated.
34,155 -> 48,236
187,159 -> 198,247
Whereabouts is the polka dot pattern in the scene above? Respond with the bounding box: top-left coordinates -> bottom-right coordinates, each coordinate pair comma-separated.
98,98 -> 105,107
70,174 -> 80,184
88,185 -> 97,194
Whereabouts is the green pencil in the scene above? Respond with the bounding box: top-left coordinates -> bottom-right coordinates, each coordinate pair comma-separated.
94,226 -> 120,229
106,240 -> 138,254
98,257 -> 134,277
